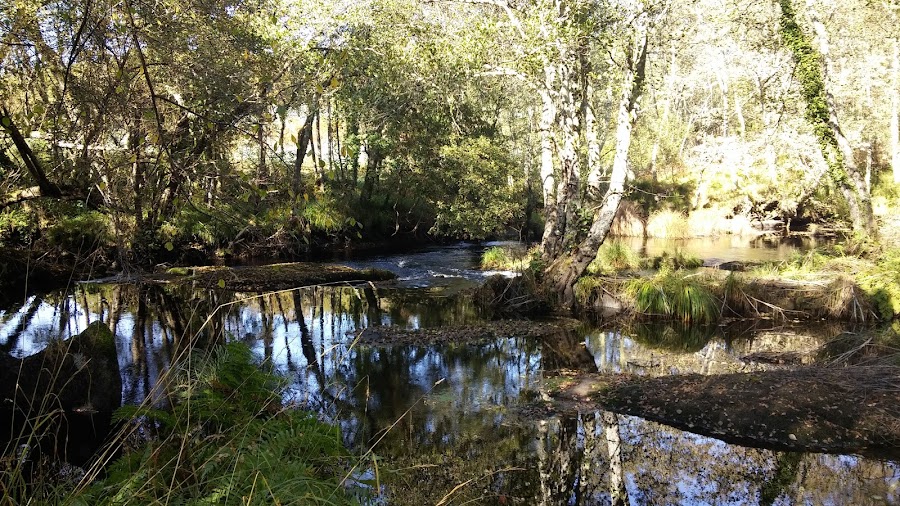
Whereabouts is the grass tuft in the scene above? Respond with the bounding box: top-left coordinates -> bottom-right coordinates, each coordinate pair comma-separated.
624,271 -> 720,324
587,241 -> 641,275
76,342 -> 356,505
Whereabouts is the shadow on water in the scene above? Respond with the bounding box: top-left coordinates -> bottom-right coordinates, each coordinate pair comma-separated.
1,280 -> 898,504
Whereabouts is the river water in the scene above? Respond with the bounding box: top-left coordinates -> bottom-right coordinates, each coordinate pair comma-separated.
1,241 -> 898,504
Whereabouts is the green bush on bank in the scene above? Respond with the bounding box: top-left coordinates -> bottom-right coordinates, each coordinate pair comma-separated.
46,210 -> 112,253
481,245 -> 542,274
858,248 -> 900,321
77,342 -> 357,505
586,241 -> 641,275
624,270 -> 720,324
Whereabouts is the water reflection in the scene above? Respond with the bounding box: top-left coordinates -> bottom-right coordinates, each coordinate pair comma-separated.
0,283 -> 897,504
617,235 -> 830,264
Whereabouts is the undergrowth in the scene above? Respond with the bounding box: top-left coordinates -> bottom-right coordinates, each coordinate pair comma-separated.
750,245 -> 900,320
75,342 -> 357,505
586,241 -> 641,274
481,245 -> 541,274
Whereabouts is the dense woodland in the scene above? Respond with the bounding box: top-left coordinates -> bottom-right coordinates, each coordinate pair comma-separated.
2,0 -> 900,296
4,1 -> 900,502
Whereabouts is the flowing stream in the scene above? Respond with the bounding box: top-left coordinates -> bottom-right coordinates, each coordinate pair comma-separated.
1,241 -> 898,504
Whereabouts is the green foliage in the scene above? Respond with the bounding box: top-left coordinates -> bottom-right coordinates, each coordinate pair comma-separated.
430,138 -> 525,240
587,240 -> 641,274
628,180 -> 695,215
574,275 -> 610,306
858,249 -> 900,320
303,198 -> 349,234
79,342 -> 355,505
624,271 -> 720,324
647,249 -> 704,271
778,0 -> 852,194
481,246 -> 541,274
45,211 -> 112,253
481,246 -> 513,270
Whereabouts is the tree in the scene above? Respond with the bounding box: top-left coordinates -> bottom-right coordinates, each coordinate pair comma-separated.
778,0 -> 875,233
545,1 -> 657,305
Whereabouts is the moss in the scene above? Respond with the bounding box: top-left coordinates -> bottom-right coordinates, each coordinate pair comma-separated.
166,266 -> 193,276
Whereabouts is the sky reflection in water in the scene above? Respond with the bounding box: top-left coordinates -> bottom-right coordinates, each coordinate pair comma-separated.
1,272 -> 897,503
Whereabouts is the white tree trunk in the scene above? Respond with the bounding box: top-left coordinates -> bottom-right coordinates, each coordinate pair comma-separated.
892,38 -> 900,184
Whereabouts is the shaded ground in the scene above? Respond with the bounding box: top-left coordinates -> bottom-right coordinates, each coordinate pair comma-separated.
153,262 -> 396,291
545,366 -> 900,459
356,319 -> 580,346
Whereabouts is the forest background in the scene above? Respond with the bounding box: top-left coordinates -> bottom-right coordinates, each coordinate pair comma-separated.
2,0 -> 899,294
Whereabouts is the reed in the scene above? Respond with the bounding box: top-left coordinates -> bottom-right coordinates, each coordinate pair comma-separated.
646,210 -> 690,239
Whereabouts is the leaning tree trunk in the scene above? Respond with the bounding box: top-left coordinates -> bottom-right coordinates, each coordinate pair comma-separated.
780,0 -> 875,234
546,21 -> 649,307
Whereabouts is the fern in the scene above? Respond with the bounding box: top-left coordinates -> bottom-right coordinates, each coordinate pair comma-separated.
79,342 -> 357,505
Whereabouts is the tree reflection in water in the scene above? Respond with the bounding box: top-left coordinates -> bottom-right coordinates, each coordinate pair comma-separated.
0,283 -> 897,504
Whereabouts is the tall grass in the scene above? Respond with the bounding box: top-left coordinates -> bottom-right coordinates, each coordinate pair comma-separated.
624,271 -> 720,324
481,245 -> 541,273
587,241 -> 641,275
646,210 -> 690,239
1,291 -> 361,505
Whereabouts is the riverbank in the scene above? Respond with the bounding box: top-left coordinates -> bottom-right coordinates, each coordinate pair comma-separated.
544,364 -> 900,459
153,262 -> 397,291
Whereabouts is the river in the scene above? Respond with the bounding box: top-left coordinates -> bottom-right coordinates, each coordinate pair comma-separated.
1,241 -> 897,504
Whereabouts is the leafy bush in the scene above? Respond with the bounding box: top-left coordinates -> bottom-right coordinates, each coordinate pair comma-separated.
45,211 -> 112,253
430,137 -> 525,240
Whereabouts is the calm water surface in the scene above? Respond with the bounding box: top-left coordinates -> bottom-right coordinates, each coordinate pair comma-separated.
1,242 -> 897,505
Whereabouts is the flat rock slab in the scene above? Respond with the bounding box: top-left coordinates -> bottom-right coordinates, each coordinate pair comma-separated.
548,366 -> 900,459
356,319 -> 580,346
157,262 -> 396,291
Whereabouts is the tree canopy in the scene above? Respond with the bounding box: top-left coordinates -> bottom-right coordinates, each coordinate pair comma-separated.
2,0 -> 899,292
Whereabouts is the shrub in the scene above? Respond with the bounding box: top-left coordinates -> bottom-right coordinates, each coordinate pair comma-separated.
45,211 -> 112,253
